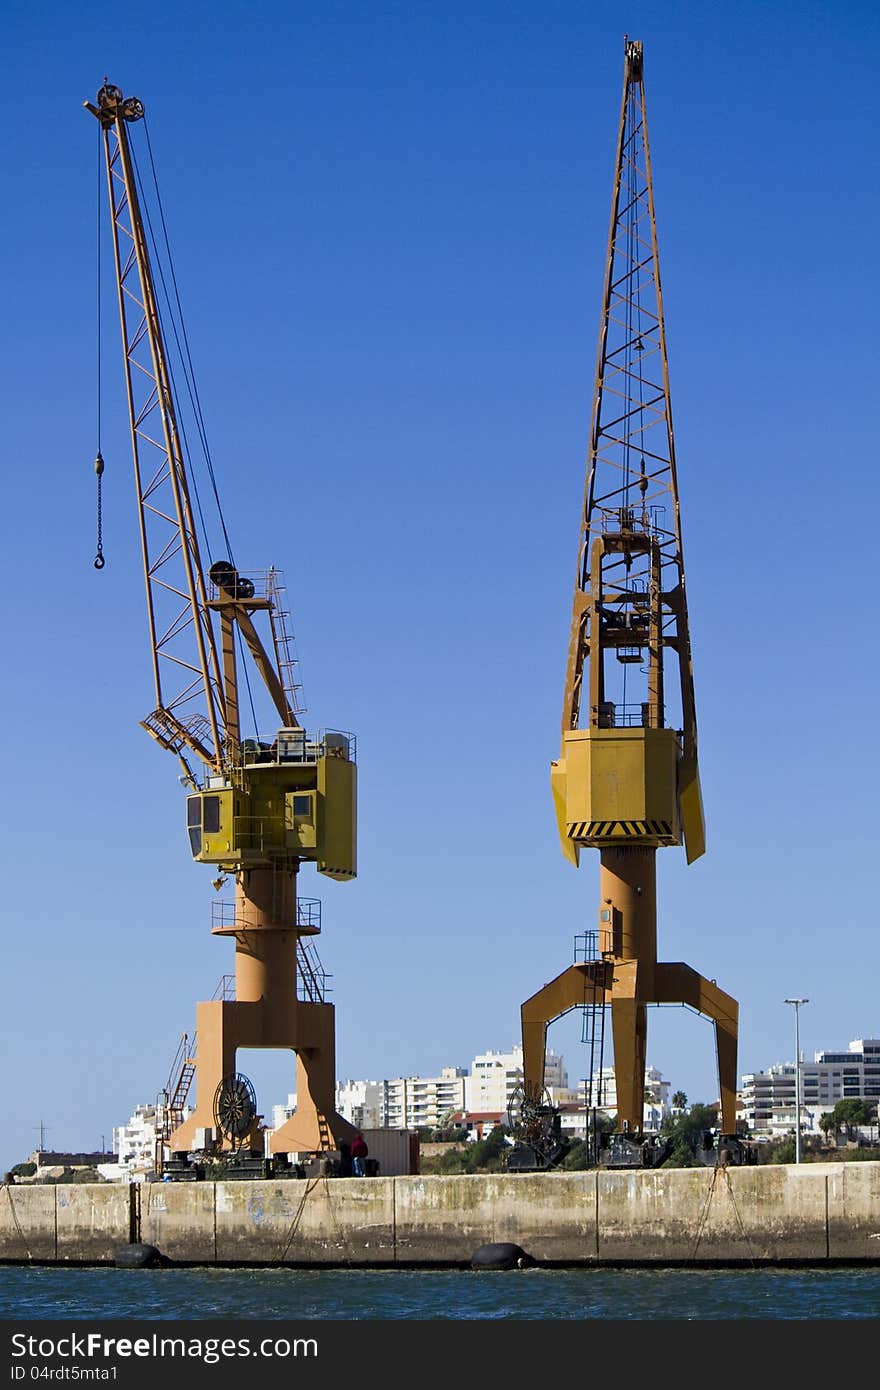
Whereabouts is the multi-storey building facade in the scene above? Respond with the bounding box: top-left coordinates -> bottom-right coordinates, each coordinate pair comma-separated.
269,1046 -> 672,1138
464,1046 -> 566,1119
740,1038 -> 880,1138
112,1102 -> 190,1175
380,1067 -> 469,1132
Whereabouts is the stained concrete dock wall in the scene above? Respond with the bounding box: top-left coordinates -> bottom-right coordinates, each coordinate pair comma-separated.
3,1163 -> 880,1265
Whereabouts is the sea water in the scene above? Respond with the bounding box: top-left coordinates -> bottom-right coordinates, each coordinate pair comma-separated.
3,1264 -> 880,1320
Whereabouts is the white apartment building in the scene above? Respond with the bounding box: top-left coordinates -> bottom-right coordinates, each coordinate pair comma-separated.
112,1102 -> 190,1176
740,1038 -> 880,1138
272,1080 -> 387,1133
381,1068 -> 469,1132
274,1069 -> 470,1134
270,1047 -> 672,1139
549,1065 -> 670,1137
336,1079 -> 384,1129
464,1046 -> 566,1119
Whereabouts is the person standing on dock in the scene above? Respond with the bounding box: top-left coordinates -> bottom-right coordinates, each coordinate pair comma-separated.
350,1132 -> 368,1177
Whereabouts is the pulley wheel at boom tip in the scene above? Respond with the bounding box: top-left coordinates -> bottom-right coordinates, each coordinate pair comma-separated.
209,560 -> 255,600
213,1072 -> 257,1142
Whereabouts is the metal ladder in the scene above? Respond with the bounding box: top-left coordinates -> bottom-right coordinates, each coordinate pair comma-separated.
577,931 -> 607,1165
154,976 -> 236,1170
266,568 -> 305,717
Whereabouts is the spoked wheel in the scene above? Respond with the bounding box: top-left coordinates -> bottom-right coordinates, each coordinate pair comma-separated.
213,1072 -> 257,1145
507,1082 -> 563,1168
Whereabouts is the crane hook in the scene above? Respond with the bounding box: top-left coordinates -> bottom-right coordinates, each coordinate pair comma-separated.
93,450 -> 106,570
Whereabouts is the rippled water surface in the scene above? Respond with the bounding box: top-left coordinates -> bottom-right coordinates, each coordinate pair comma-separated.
3,1265 -> 880,1320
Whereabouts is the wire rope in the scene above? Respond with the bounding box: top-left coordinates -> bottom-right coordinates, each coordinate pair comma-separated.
129,139 -> 214,565
94,128 -> 105,570
131,124 -> 262,744
143,118 -> 235,567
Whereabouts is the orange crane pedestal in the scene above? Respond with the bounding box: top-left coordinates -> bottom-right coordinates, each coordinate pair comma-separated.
169,869 -> 356,1155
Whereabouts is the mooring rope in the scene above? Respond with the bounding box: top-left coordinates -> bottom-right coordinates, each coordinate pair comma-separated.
321,1175 -> 355,1268
720,1165 -> 760,1267
690,1163 -> 720,1259
690,1160 -> 761,1265
277,1176 -> 322,1263
2,1184 -> 33,1260
276,1172 -> 357,1267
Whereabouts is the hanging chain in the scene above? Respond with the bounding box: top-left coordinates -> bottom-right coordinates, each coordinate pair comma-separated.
93,125 -> 106,570
94,450 -> 105,568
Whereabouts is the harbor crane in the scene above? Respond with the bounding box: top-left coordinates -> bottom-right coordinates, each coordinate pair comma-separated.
86,82 -> 358,1162
517,39 -> 741,1168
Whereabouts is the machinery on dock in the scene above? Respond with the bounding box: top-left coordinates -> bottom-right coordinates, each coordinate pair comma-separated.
506,1084 -> 569,1171
514,39 -> 741,1170
86,82 -> 357,1170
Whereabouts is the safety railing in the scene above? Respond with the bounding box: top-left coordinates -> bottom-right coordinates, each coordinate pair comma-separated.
574,931 -> 601,964
232,728 -> 356,768
596,701 -> 667,729
211,900 -> 322,933
297,939 -> 330,1004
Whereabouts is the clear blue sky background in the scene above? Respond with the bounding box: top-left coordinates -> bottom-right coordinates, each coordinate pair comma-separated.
1,0 -> 877,1172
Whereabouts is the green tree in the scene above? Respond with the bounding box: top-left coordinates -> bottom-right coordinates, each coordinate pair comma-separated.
437,1126 -> 469,1143
819,1112 -> 836,1143
468,1124 -> 510,1170
561,1113 -> 616,1169
660,1101 -> 719,1168
832,1099 -> 875,1139
770,1136 -> 796,1165
671,1091 -> 688,1111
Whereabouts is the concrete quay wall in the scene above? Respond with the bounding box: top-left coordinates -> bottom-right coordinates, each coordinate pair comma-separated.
2,1164 -> 880,1266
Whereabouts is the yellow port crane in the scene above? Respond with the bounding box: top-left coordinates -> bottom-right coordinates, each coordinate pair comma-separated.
85,82 -> 358,1163
517,40 -> 741,1169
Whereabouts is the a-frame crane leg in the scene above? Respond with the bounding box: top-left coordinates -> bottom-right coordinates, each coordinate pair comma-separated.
653,963 -> 739,1135
521,849 -> 738,1141
521,962 -> 612,1101
609,961 -> 648,1134
520,956 -> 739,1143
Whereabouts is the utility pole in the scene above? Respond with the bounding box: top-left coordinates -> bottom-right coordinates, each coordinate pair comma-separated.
784,998 -> 809,1163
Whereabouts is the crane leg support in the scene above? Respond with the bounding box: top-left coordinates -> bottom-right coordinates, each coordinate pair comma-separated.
609,960 -> 648,1134
168,998 -> 357,1155
167,999 -> 241,1152
521,962 -> 612,1100
270,1003 -> 357,1154
654,962 -> 739,1134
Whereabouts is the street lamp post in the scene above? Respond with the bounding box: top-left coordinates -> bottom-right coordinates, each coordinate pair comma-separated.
784,998 -> 809,1163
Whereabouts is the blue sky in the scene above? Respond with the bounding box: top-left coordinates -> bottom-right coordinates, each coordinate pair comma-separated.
1,0 -> 878,1172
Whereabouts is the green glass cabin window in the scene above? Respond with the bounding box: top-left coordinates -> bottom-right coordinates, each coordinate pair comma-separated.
187,797 -> 202,856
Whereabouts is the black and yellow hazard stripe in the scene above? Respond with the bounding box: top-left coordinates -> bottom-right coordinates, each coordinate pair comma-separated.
567,819 -> 675,841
